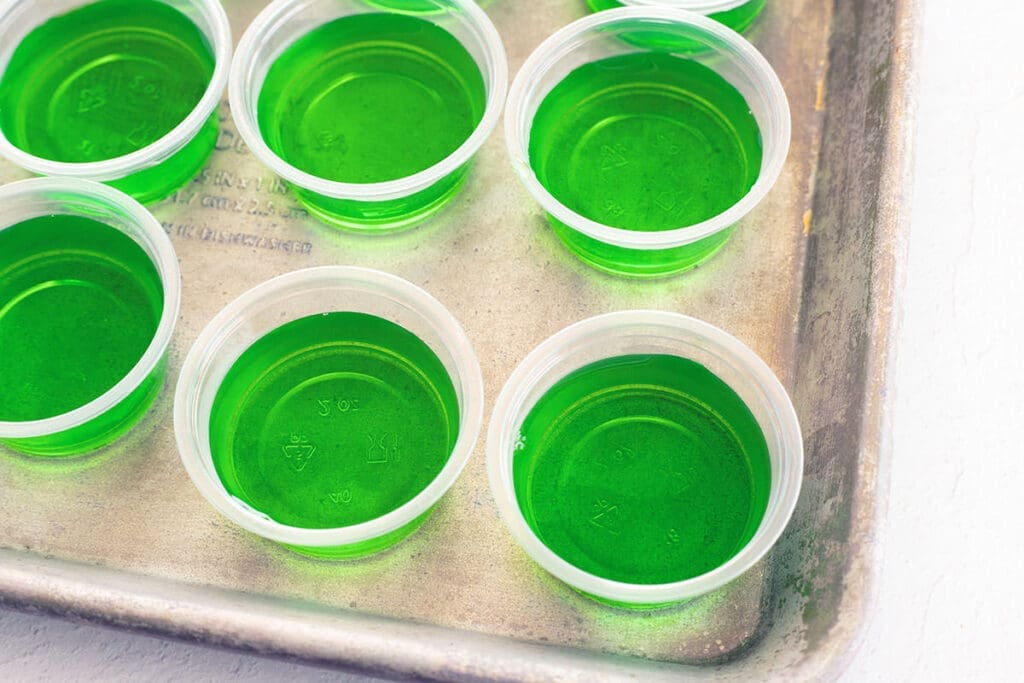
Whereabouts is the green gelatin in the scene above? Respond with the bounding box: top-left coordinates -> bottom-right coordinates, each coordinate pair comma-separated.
0,215 -> 164,457
0,0 -> 217,203
209,312 -> 460,558
529,52 -> 762,277
514,355 -> 771,595
257,12 -> 486,231
585,0 -> 767,35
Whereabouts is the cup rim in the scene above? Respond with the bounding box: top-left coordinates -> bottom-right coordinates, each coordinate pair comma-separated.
0,0 -> 232,182
617,0 -> 754,13
173,266 -> 485,548
504,7 -> 790,251
486,310 -> 803,604
0,177 -> 182,438
228,0 -> 509,203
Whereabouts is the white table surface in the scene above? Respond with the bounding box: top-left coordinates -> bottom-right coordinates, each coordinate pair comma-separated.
839,0 -> 1024,679
3,0 -> 1023,679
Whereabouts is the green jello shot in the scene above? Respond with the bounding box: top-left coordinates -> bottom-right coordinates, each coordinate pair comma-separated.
0,0 -> 231,204
515,354 -> 772,587
506,8 -> 790,278
175,267 -> 483,559
0,179 -> 180,457
230,0 -> 507,233
487,312 -> 803,608
586,0 -> 767,35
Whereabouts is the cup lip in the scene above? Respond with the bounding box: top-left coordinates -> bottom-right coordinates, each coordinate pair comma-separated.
228,0 -> 509,203
173,265 -> 485,548
0,177 -> 182,438
617,0 -> 754,13
486,310 -> 803,604
504,7 -> 790,251
0,0 -> 232,182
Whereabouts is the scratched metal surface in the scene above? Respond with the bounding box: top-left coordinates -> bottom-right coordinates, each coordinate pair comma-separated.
0,0 -> 915,679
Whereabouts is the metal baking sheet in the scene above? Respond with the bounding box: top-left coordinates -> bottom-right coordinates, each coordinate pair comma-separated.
0,0 -> 916,679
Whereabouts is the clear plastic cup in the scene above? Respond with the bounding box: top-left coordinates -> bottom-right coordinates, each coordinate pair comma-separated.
174,266 -> 484,559
505,8 -> 790,279
0,0 -> 232,205
585,0 -> 766,34
0,178 -> 181,457
487,311 -> 802,608
229,0 -> 508,233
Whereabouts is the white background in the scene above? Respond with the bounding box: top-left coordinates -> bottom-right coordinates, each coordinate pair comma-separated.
3,0 -> 1023,679
839,0 -> 1024,678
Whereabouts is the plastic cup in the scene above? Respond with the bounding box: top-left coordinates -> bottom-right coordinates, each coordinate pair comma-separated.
229,0 -> 508,233
174,266 -> 484,559
0,0 -> 232,205
487,311 -> 802,608
585,0 -> 766,34
0,178 -> 181,457
505,8 -> 790,279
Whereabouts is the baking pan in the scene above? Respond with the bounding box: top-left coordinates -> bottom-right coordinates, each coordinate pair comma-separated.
0,0 -> 916,678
